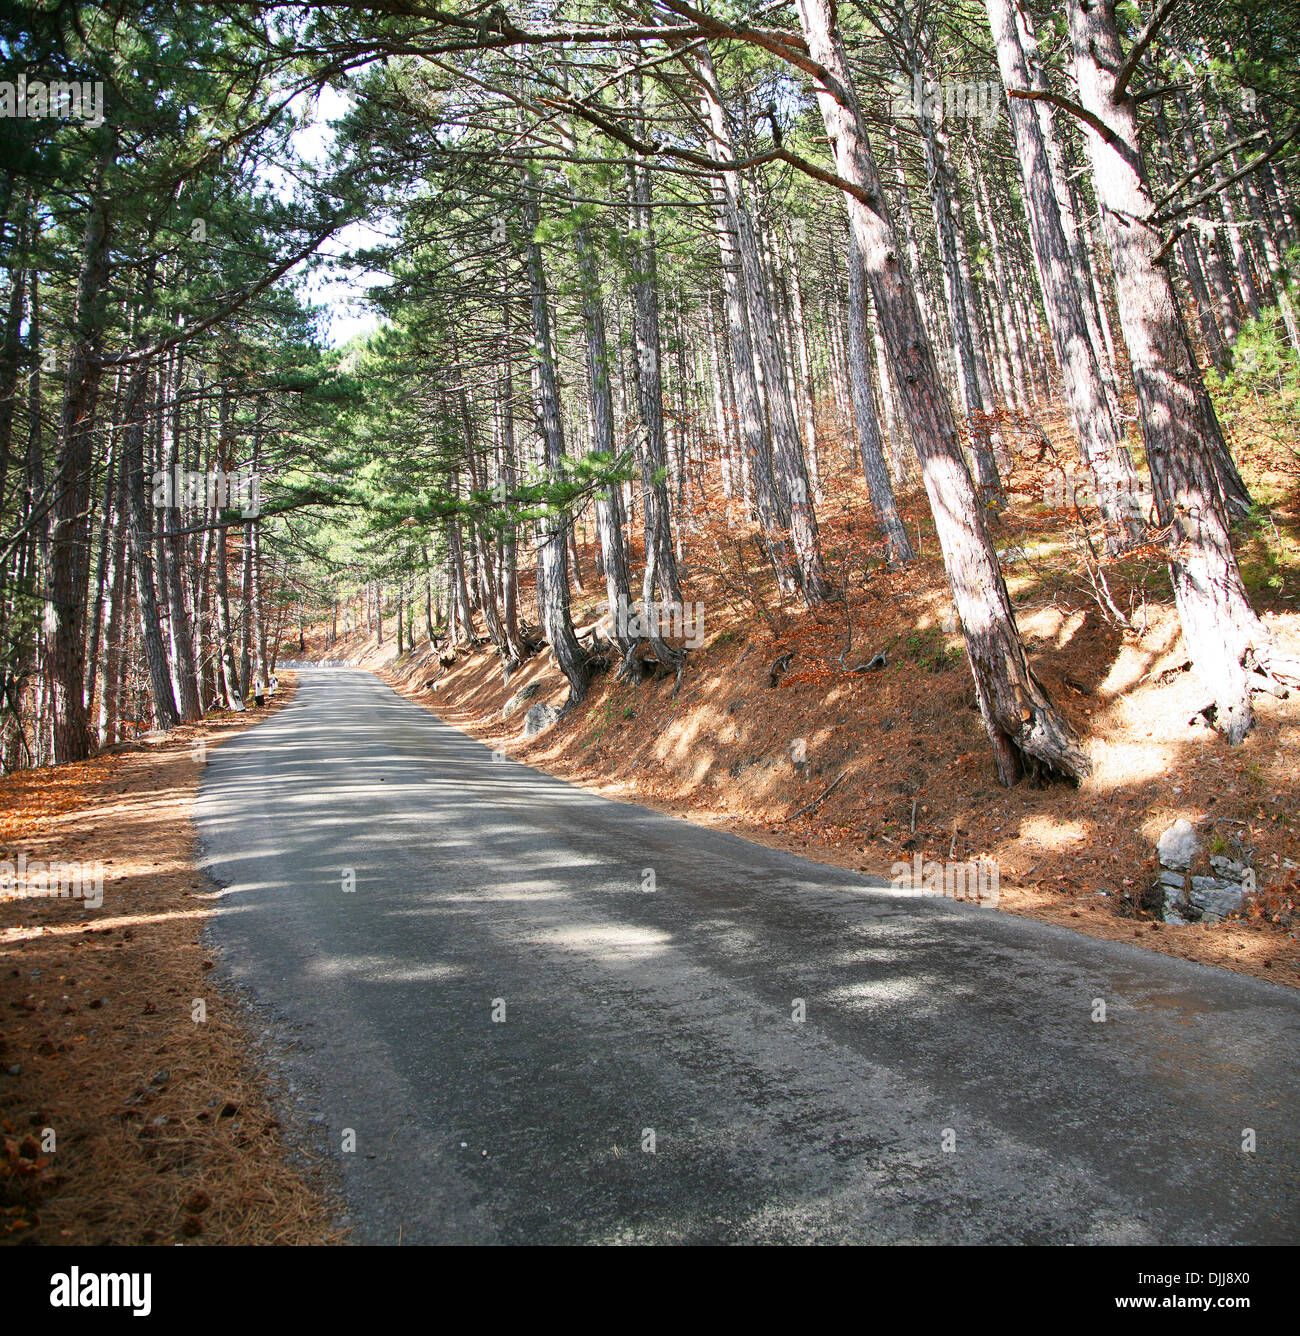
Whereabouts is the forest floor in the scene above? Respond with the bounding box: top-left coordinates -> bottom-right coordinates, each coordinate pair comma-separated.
0,676 -> 346,1245
308,410 -> 1300,991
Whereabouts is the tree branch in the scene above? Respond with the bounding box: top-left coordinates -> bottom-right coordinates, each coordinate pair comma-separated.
1113,0 -> 1180,104
536,95 -> 878,206
99,223 -> 342,367
1007,87 -> 1122,146
1147,128 -> 1268,218
1151,127 -> 1300,227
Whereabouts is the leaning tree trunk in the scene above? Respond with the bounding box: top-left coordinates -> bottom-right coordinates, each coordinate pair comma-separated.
796,0 -> 1090,784
1066,0 -> 1285,742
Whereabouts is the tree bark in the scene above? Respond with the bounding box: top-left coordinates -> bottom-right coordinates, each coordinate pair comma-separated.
694,55 -> 800,597
986,0 -> 1146,548
160,343 -> 202,720
525,187 -> 588,704
124,360 -> 181,730
573,212 -> 639,661
45,147 -> 112,762
846,228 -> 915,566
796,0 -> 1090,784
1067,0 -> 1276,742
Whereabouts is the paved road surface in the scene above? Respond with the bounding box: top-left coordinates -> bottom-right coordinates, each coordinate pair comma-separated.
196,667 -> 1300,1244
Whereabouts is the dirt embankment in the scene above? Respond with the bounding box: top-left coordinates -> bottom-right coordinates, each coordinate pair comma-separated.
310,575 -> 1300,991
0,677 -> 345,1245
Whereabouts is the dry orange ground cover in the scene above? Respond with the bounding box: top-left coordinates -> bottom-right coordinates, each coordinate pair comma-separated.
0,676 -> 345,1245
325,423 -> 1300,991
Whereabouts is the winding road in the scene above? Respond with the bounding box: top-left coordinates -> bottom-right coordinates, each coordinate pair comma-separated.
196,667 -> 1300,1244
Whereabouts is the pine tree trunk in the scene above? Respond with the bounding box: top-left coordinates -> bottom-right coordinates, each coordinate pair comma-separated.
45,150 -> 112,762
695,55 -> 800,596
1066,0 -> 1275,742
796,0 -> 1090,784
213,388 -> 244,711
525,189 -> 588,703
459,383 -> 512,663
96,453 -> 128,745
987,0 -> 1146,548
0,262 -> 26,545
83,416 -> 118,714
626,148 -> 685,611
160,344 -> 202,720
496,328 -> 524,659
1015,0 -> 1125,430
1192,95 -> 1263,319
783,232 -> 822,501
573,214 -> 638,660
846,228 -> 915,566
905,41 -> 1004,504
123,360 -> 181,730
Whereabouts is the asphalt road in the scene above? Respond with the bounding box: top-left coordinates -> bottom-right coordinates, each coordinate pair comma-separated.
196,667 -> 1300,1244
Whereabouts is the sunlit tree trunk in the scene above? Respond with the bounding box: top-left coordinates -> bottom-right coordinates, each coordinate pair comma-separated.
694,55 -> 800,597
846,228 -> 915,566
1066,0 -> 1284,742
796,0 -> 1090,784
573,212 -> 638,661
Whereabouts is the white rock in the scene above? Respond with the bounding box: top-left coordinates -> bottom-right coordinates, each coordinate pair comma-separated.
1157,819 -> 1199,871
523,703 -> 559,738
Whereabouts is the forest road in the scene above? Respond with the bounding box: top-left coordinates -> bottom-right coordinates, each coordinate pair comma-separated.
196,667 -> 1300,1244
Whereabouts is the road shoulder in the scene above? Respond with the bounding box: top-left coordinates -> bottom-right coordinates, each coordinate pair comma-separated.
0,675 -> 346,1245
